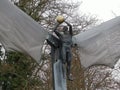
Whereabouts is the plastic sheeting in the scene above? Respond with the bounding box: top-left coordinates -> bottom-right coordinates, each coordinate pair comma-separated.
74,16 -> 120,68
1,0 -> 120,70
0,0 -> 47,63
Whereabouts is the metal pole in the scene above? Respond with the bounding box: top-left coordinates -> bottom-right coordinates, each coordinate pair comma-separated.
46,34 -> 67,90
51,47 -> 55,90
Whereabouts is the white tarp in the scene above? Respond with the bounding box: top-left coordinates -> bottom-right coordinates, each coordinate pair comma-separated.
74,16 -> 120,68
1,0 -> 120,69
0,0 -> 47,62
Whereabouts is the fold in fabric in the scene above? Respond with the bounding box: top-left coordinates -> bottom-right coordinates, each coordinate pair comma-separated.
74,16 -> 120,68
0,0 -> 47,63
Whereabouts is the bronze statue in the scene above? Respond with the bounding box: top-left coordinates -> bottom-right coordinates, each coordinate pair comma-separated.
53,21 -> 73,81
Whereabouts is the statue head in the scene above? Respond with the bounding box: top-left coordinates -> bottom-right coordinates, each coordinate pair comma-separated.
63,26 -> 68,34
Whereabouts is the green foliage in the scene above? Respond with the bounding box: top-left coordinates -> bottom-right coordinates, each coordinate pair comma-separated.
0,52 -> 43,90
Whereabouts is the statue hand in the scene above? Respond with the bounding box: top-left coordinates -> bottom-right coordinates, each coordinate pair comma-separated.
53,23 -> 60,31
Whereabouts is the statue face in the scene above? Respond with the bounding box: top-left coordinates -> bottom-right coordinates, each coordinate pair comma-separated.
63,26 -> 68,31
63,26 -> 68,34
57,26 -> 69,34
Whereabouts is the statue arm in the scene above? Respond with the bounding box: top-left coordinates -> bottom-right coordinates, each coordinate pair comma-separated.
53,23 -> 62,38
65,21 -> 73,36
53,23 -> 60,31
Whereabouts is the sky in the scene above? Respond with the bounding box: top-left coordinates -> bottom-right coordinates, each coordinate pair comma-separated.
79,0 -> 120,21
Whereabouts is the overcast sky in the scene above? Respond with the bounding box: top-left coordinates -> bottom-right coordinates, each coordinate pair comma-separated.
79,0 -> 120,21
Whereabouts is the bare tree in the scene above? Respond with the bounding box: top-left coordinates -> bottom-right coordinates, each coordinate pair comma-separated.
1,0 -> 103,90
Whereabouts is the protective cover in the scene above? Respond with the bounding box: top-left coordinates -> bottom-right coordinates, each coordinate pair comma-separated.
0,0 -> 47,62
73,16 -> 120,68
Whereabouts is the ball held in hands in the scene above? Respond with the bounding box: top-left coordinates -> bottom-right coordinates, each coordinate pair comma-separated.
56,15 -> 64,23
